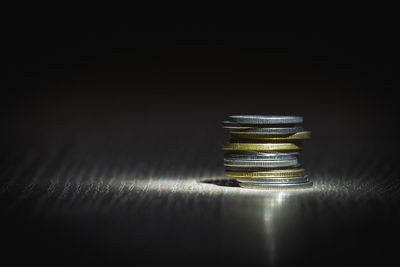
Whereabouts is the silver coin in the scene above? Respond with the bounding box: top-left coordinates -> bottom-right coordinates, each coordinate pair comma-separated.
225,164 -> 302,172
231,126 -> 303,134
224,153 -> 297,161
239,180 -> 313,189
222,120 -> 297,129
225,151 -> 300,157
237,175 -> 309,184
224,158 -> 298,168
229,138 -> 304,144
229,115 -> 303,124
221,121 -> 251,129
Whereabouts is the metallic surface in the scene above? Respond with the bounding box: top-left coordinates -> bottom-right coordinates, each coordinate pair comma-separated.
231,126 -> 304,134
229,138 -> 304,144
221,120 -> 251,129
229,115 -> 303,124
226,151 -> 301,156
224,158 -> 298,168
231,131 -> 311,140
2,111 -> 400,266
239,180 -> 313,189
226,168 -> 307,177
224,153 -> 298,160
224,164 -> 302,172
237,175 -> 310,183
223,143 -> 302,151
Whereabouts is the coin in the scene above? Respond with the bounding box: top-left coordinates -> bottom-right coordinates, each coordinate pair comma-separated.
229,115 -> 303,124
231,131 -> 311,140
225,151 -> 300,156
225,168 -> 306,178
236,175 -> 309,183
224,152 -> 298,161
222,143 -> 302,151
224,158 -> 298,168
224,164 -> 302,172
239,181 -> 313,189
223,120 -> 297,129
222,115 -> 311,190
229,138 -> 303,144
231,126 -> 304,134
221,121 -> 252,129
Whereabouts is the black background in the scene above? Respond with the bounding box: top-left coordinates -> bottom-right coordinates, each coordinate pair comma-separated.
2,13 -> 400,266
3,15 -> 400,122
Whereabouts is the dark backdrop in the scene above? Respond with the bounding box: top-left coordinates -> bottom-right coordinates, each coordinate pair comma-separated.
2,16 -> 400,266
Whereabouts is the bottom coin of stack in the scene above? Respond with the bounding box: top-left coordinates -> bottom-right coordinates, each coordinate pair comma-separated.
222,115 -> 312,189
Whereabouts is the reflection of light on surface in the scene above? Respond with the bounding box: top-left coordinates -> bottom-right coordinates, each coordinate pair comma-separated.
276,191 -> 286,204
263,192 -> 288,223
261,190 -> 312,266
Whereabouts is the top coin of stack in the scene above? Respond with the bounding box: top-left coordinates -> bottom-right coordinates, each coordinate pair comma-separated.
222,115 -> 312,189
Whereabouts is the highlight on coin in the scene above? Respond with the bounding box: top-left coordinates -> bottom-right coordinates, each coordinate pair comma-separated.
222,115 -> 312,189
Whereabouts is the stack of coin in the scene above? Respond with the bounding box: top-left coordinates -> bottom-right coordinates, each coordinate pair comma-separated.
222,115 -> 312,189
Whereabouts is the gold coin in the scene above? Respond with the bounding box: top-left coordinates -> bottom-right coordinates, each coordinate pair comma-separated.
231,131 -> 311,140
226,168 -> 306,178
222,143 -> 301,151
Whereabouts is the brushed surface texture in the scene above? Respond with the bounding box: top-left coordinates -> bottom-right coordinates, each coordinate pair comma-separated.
1,108 -> 400,266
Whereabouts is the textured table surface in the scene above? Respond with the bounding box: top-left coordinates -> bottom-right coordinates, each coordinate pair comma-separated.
2,96 -> 400,266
